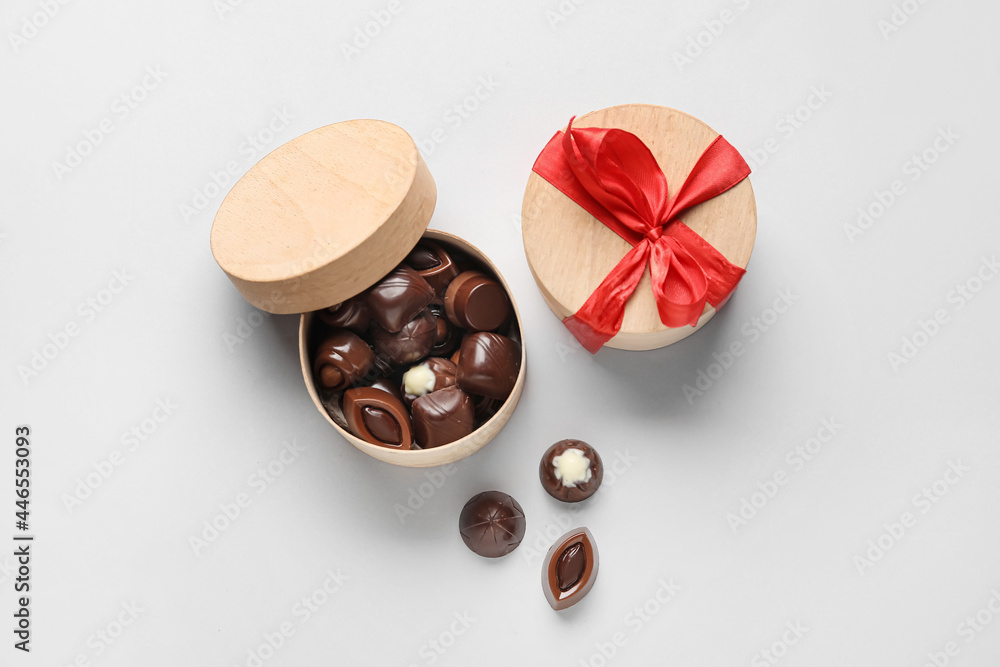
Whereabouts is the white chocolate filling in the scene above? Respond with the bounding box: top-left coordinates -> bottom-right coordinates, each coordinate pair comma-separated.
553,448 -> 592,487
403,363 -> 435,397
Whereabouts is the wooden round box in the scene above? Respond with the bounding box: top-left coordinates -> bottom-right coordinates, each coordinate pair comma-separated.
521,104 -> 757,351
210,120 -> 526,467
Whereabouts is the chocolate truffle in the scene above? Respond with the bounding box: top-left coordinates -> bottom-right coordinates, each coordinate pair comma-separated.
539,440 -> 603,502
372,309 -> 437,365
317,296 -> 370,333
459,491 -> 526,558
342,387 -> 414,449
456,332 -> 521,401
405,240 -> 460,300
444,271 -> 511,332
402,357 -> 458,404
366,265 -> 435,333
313,330 -> 376,392
542,527 -> 598,611
411,386 -> 475,449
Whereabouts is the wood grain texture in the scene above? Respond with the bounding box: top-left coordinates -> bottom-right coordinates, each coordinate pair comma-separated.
211,119 -> 436,314
299,230 -> 526,468
521,104 -> 757,350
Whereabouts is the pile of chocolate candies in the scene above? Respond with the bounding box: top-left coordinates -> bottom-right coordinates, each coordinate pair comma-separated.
309,239 -> 522,450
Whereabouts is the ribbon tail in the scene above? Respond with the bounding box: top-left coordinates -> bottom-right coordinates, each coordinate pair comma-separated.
650,237 -> 710,328
562,242 -> 651,353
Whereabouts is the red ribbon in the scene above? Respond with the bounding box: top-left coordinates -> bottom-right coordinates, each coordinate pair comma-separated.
531,117 -> 751,353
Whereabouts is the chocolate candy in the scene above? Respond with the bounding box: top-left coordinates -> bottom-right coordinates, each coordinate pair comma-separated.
402,357 -> 457,404
368,376 -> 404,403
372,309 -> 437,365
405,240 -> 460,301
539,440 -> 603,502
317,296 -> 370,333
459,491 -> 526,558
313,330 -> 376,392
342,387 -> 414,449
411,386 -> 475,448
428,307 -> 460,357
366,265 -> 435,333
542,527 -> 598,611
456,332 -> 521,401
444,271 -> 511,332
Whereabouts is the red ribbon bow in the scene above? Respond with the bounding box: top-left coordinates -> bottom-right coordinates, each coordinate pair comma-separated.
531,117 -> 752,353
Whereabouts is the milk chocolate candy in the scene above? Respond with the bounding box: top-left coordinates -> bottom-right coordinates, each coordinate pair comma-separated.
405,240 -> 460,301
456,332 -> 521,401
542,528 -> 598,611
459,491 -> 526,558
444,271 -> 511,332
313,330 -> 376,392
539,440 -> 603,502
366,265 -> 435,333
402,357 -> 458,404
317,296 -> 370,333
372,309 -> 437,365
411,386 -> 474,449
342,387 -> 414,449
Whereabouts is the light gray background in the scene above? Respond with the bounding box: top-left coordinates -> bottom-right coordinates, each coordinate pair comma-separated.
3,1 -> 999,665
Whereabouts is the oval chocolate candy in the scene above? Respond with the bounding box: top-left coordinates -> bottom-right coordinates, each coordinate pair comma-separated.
342,387 -> 414,450
542,527 -> 598,611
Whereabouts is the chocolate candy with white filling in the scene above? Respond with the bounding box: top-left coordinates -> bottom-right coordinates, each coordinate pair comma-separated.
444,271 -> 511,332
402,357 -> 457,404
539,439 -> 603,502
313,330 -> 376,392
342,387 -> 414,449
317,296 -> 371,333
366,265 -> 435,333
459,491 -> 526,558
411,386 -> 475,449
456,332 -> 521,400
405,240 -> 460,301
371,309 -> 437,365
542,527 -> 598,610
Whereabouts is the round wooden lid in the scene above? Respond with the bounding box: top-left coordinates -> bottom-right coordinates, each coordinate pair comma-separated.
211,120 -> 436,314
521,104 -> 757,350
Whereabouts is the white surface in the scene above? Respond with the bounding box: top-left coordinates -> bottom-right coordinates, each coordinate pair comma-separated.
3,1 -> 999,665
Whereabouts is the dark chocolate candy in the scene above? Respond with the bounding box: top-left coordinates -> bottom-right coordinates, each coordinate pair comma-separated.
368,376 -> 404,403
342,387 -> 413,449
539,439 -> 603,502
406,240 -> 460,301
444,270 -> 511,332
366,265 -> 435,333
317,296 -> 371,333
428,307 -> 461,357
542,527 -> 598,610
411,386 -> 474,449
372,309 -> 437,365
456,332 -> 521,400
402,357 -> 458,404
459,491 -> 526,558
313,330 -> 376,392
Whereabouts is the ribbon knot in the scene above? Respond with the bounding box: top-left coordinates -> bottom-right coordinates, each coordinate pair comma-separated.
531,116 -> 752,353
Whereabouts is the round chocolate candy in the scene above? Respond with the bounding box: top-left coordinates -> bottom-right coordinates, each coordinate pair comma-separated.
444,270 -> 511,332
366,265 -> 435,333
539,439 -> 603,502
402,357 -> 458,404
412,386 -> 474,449
313,330 -> 376,392
317,296 -> 371,333
342,387 -> 414,449
371,309 -> 437,365
459,491 -> 526,558
456,332 -> 521,401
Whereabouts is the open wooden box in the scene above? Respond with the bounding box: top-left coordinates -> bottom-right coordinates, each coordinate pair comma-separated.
211,120 -> 526,467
